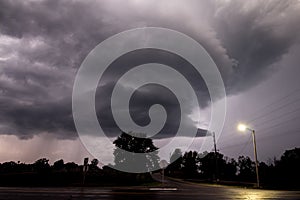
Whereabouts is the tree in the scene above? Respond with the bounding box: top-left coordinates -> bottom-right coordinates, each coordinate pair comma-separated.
167,148 -> 183,175
113,132 -> 160,172
0,161 -> 17,173
182,151 -> 199,177
237,156 -> 255,181
170,149 -> 183,163
65,162 -> 79,172
199,152 -> 222,180
259,161 -> 274,185
53,159 -> 64,170
91,159 -> 99,167
275,147 -> 300,188
33,158 -> 50,173
223,157 -> 237,180
90,158 -> 100,172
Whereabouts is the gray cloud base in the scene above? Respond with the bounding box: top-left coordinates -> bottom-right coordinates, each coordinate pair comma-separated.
0,0 -> 299,139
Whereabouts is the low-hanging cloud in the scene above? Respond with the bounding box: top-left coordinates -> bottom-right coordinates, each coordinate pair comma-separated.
0,0 -> 299,139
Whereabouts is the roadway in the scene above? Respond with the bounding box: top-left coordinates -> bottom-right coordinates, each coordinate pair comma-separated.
0,178 -> 299,199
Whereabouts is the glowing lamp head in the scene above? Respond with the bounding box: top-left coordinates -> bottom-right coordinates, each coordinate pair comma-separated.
238,124 -> 247,132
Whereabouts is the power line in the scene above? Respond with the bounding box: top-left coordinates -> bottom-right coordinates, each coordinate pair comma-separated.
236,134 -> 252,155
254,107 -> 300,128
219,129 -> 300,152
225,87 -> 300,132
222,105 -> 300,142
217,87 -> 300,151
257,129 -> 300,141
219,115 -> 300,150
222,89 -> 299,134
247,87 -> 300,121
249,98 -> 300,123
258,115 -> 300,134
219,138 -> 252,151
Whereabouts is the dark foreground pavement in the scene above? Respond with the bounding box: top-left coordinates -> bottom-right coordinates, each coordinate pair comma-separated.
0,178 -> 299,200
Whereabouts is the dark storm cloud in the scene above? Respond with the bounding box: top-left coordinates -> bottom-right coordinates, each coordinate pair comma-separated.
0,0 -> 299,139
212,0 -> 300,93
0,96 -> 74,139
0,0 -> 121,139
94,48 -> 210,138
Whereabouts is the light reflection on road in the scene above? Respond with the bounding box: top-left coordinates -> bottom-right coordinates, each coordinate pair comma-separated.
222,187 -> 300,200
0,186 -> 299,200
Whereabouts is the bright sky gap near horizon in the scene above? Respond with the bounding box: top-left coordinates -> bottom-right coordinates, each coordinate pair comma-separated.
0,0 -> 300,165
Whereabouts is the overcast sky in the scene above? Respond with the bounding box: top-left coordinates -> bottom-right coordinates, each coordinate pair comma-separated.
0,0 -> 300,165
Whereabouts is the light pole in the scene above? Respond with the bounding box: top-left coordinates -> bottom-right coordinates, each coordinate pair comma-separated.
237,124 -> 260,188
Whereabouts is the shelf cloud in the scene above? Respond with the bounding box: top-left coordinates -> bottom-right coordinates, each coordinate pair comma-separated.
0,0 -> 299,139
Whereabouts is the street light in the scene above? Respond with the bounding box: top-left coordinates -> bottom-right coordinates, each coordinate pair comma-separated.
237,124 -> 247,132
237,123 -> 260,188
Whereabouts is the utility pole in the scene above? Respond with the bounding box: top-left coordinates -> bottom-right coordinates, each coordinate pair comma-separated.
252,130 -> 260,188
212,132 -> 218,182
237,124 -> 260,188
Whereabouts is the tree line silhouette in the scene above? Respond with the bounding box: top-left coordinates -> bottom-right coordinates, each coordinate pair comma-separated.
0,132 -> 299,189
166,148 -> 300,189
